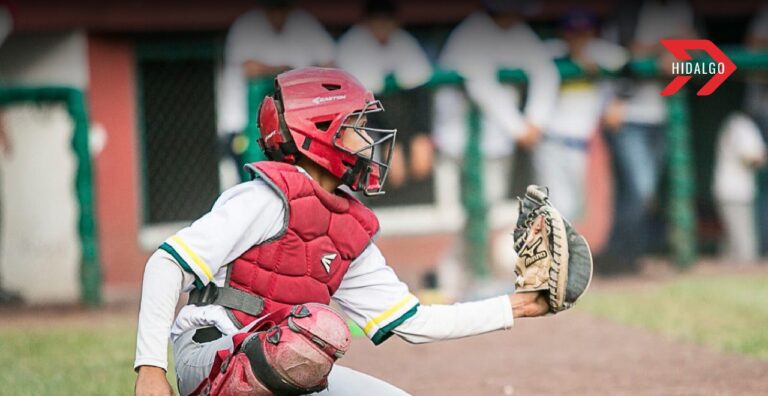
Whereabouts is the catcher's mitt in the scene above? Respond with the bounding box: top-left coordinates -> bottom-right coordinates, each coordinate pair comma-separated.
513,185 -> 593,313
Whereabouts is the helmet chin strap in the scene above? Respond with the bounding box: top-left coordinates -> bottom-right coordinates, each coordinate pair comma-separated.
340,159 -> 371,193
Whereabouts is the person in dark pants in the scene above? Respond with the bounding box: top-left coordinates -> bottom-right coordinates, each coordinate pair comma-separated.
599,0 -> 696,273
745,3 -> 768,256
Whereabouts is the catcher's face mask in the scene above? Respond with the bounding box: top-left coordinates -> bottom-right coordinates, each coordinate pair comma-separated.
333,100 -> 397,196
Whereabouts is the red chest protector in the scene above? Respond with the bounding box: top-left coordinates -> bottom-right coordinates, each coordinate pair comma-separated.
222,161 -> 379,328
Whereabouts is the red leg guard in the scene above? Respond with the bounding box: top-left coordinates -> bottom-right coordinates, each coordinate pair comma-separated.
190,304 -> 350,396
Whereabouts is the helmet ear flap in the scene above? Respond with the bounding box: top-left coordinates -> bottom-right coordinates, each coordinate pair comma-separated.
257,92 -> 300,163
271,90 -> 292,141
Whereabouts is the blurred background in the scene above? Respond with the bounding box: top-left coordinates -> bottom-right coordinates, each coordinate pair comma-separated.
1,0 -> 768,394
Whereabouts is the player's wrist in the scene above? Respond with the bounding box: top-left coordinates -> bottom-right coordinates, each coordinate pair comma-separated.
510,292 -> 548,318
137,365 -> 167,375
135,365 -> 173,396
510,293 -> 530,318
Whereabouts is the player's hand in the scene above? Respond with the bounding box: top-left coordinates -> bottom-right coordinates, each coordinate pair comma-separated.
516,122 -> 542,150
242,60 -> 290,78
602,99 -> 625,131
0,111 -> 11,156
135,366 -> 174,396
409,134 -> 434,181
388,145 -> 407,188
510,291 -> 549,318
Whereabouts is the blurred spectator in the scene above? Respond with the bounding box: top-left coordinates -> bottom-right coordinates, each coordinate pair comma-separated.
216,0 -> 335,189
537,9 -> 628,221
0,2 -> 11,151
433,0 -> 559,299
713,113 -> 767,262
0,1 -> 20,305
745,2 -> 768,256
337,0 -> 433,190
602,0 -> 695,271
337,0 -> 431,95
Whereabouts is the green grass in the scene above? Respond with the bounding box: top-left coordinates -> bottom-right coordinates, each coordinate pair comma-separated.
577,272 -> 768,359
0,317 -> 363,396
0,323 -> 177,396
2,273 -> 765,394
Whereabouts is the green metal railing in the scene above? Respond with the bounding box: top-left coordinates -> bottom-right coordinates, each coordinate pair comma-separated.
0,86 -> 100,305
240,49 -> 768,274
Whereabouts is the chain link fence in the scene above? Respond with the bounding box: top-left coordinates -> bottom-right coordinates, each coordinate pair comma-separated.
136,39 -> 220,226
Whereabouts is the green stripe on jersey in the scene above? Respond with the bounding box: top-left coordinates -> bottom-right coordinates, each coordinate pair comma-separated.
159,243 -> 205,290
371,303 -> 420,346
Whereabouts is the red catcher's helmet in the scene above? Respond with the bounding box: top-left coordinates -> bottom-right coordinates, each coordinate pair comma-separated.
257,67 -> 397,196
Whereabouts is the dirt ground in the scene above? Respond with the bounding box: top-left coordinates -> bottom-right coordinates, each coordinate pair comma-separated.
7,305 -> 767,395
342,310 -> 768,395
338,262 -> 768,395
4,265 -> 768,395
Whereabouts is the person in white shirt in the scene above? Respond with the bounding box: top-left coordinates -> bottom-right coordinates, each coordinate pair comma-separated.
432,0 -> 560,300
134,67 -> 552,396
337,0 -> 435,190
745,2 -> 768,256
713,113 -> 767,262
536,9 -> 628,221
0,1 -> 21,305
216,0 -> 335,190
601,0 -> 696,271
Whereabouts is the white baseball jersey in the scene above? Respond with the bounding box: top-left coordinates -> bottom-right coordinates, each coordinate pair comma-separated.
624,0 -> 694,125
543,38 -> 628,140
336,24 -> 432,94
434,12 -> 560,159
135,165 -> 515,370
217,9 -> 335,134
714,113 -> 767,203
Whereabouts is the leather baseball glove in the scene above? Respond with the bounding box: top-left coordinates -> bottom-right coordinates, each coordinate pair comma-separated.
513,185 -> 593,313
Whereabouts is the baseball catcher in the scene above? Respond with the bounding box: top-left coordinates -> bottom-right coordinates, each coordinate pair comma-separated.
134,67 -> 593,396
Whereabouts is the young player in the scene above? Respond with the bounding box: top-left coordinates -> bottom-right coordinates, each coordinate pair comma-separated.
134,67 -> 590,396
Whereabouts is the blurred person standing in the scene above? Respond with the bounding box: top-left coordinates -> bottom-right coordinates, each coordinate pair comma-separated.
601,0 -> 696,272
433,0 -> 560,300
0,1 -> 20,305
537,9 -> 628,221
744,2 -> 768,256
713,113 -> 767,262
216,0 -> 335,190
336,0 -> 434,191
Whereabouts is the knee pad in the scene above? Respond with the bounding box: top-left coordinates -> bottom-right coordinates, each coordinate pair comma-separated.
242,303 -> 351,394
204,304 -> 351,396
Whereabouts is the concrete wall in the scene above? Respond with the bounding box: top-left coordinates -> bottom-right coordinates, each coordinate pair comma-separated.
0,31 -> 88,303
88,34 -> 150,297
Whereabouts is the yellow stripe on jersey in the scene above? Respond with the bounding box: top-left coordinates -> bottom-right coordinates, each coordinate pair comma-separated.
363,294 -> 417,335
561,80 -> 593,92
170,235 -> 214,281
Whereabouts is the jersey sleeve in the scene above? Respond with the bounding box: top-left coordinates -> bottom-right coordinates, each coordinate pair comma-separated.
392,30 -> 433,90
159,179 -> 286,289
515,27 -> 560,129
733,115 -> 767,161
332,243 -> 420,345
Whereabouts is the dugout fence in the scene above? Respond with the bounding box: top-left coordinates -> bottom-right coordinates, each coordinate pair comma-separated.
244,48 -> 768,277
4,47 -> 766,305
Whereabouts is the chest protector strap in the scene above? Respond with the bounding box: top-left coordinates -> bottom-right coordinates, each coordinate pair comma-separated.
189,283 -> 265,317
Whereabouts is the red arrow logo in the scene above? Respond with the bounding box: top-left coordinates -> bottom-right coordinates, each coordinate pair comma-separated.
660,39 -> 737,96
